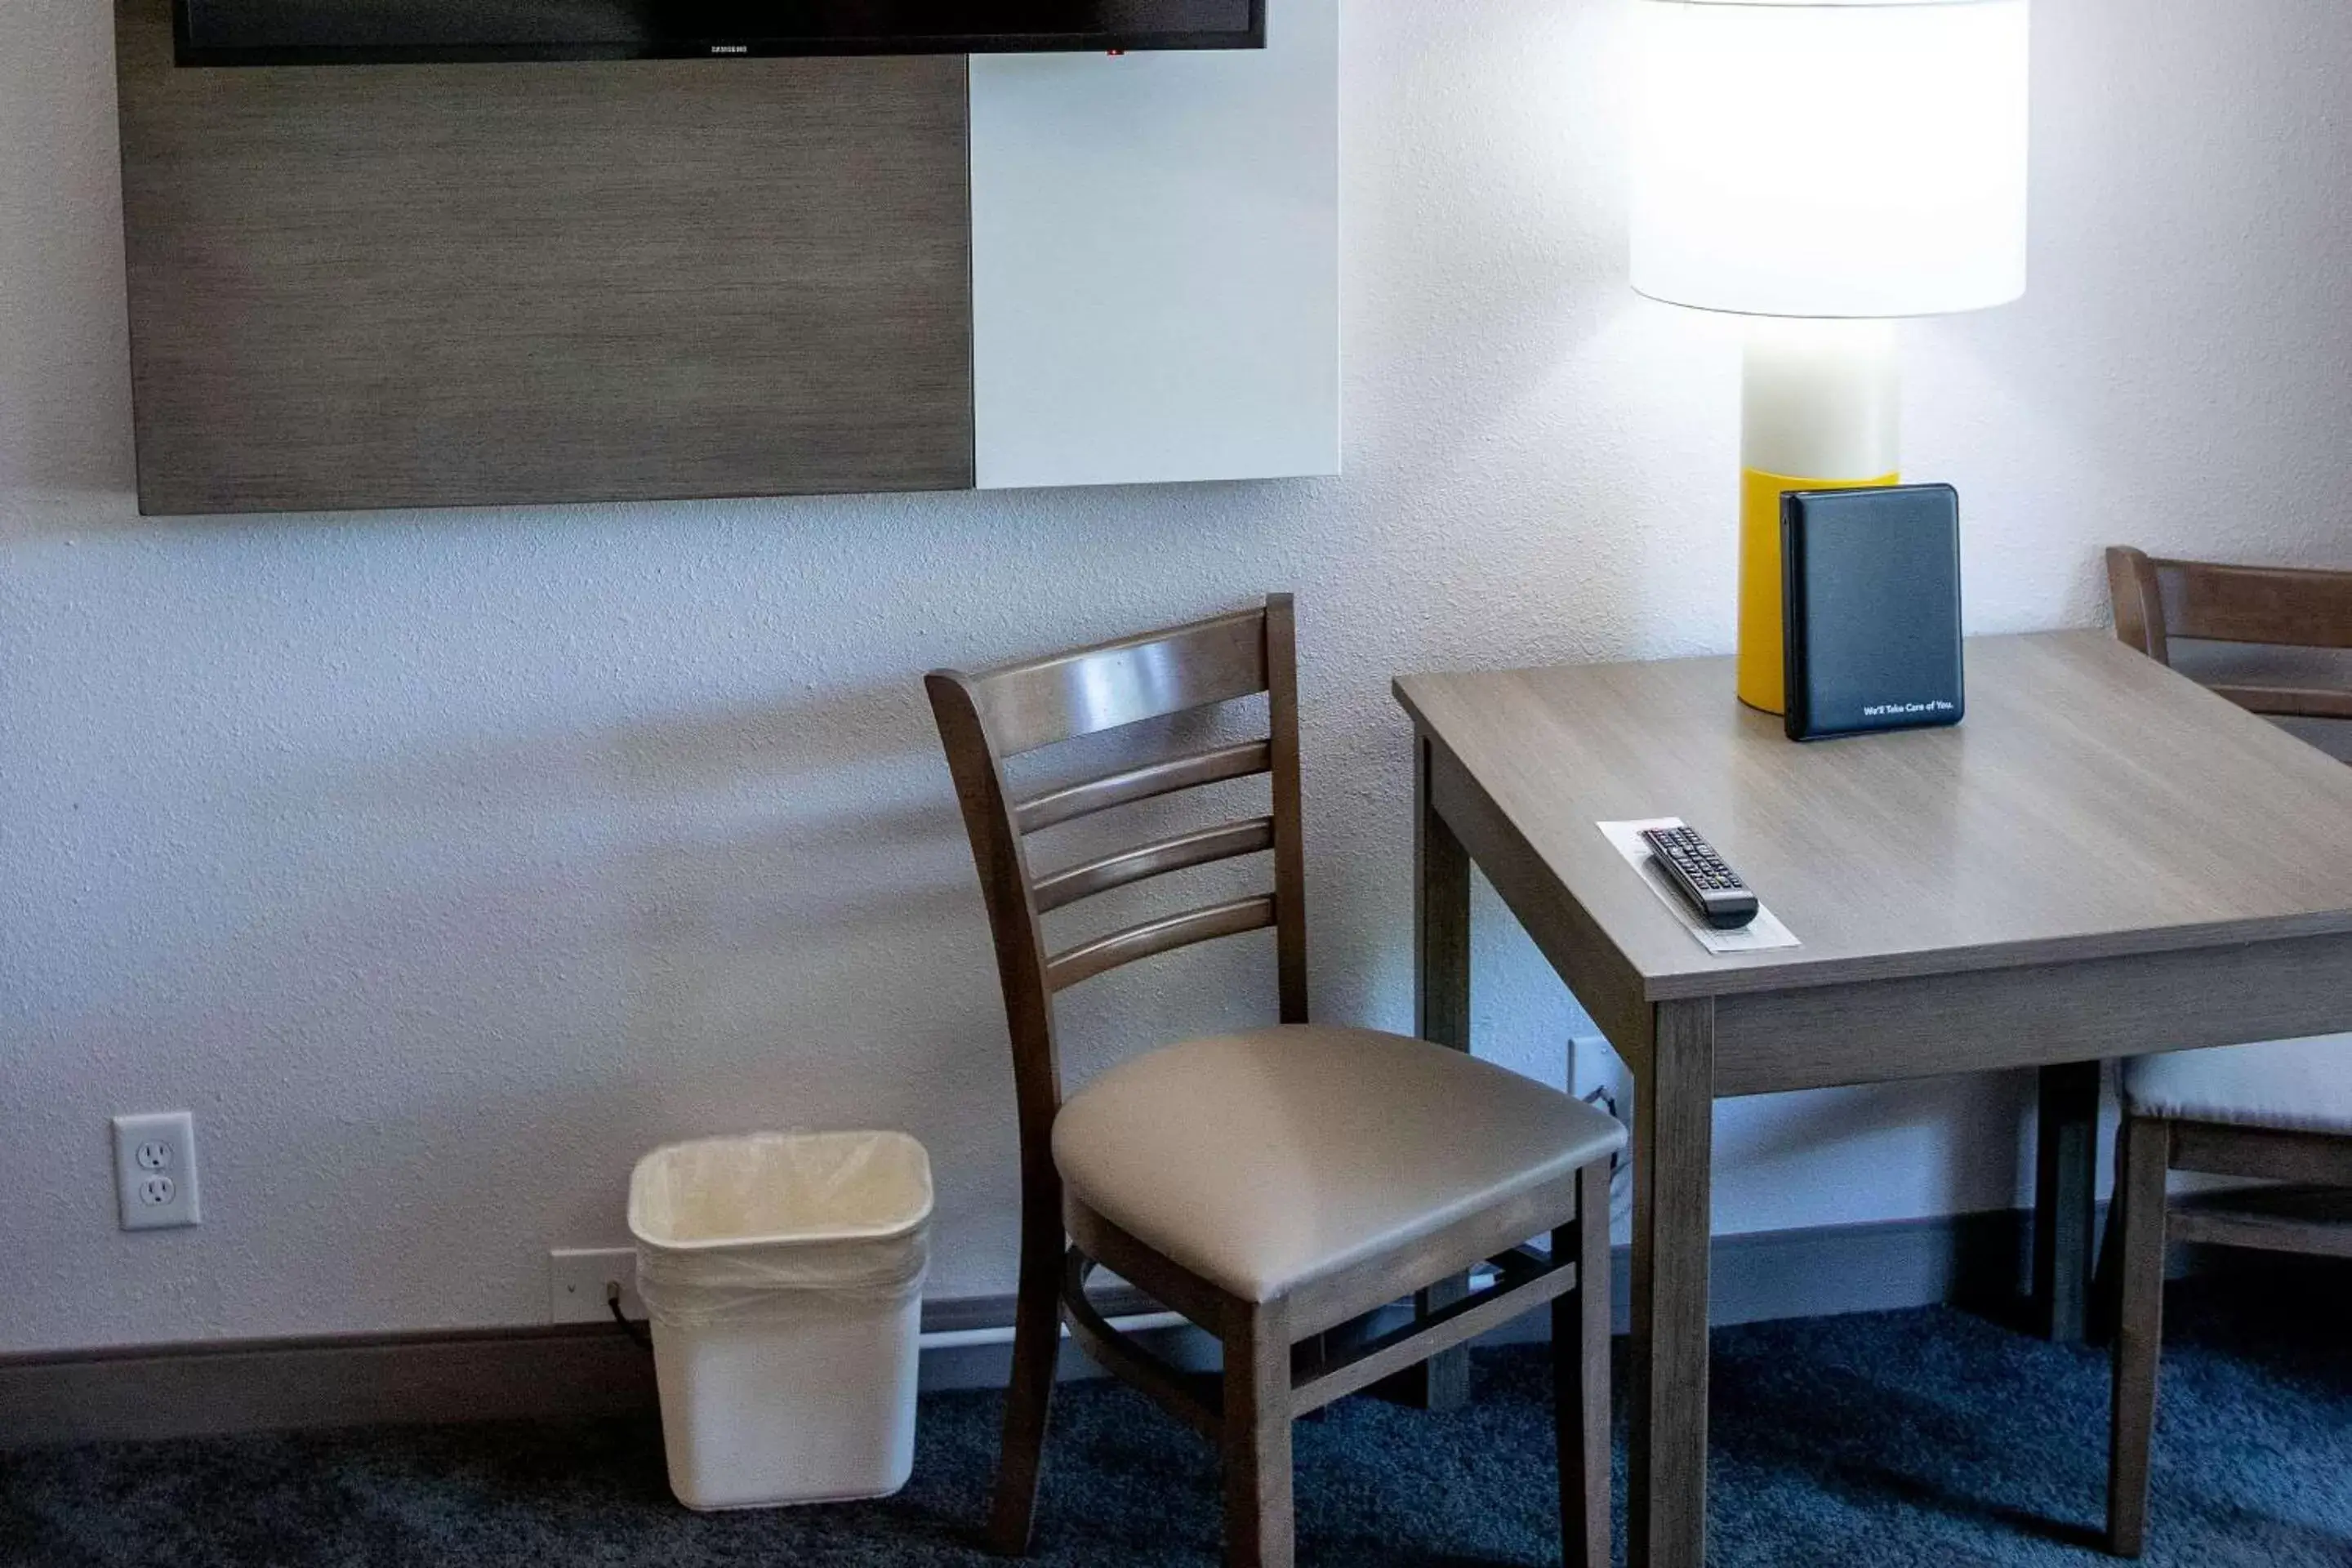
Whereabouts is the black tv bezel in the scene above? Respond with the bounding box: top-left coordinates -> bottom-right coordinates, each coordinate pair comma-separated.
172,0 -> 1268,65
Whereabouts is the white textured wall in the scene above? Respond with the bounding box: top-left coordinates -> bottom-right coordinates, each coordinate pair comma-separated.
7,0 -> 2352,1355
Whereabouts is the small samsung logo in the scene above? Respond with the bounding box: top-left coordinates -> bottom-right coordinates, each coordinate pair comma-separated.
710,43 -> 749,54
1861,699 -> 1958,718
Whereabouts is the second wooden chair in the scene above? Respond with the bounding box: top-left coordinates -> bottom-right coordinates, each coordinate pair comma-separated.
2102,546 -> 2352,1555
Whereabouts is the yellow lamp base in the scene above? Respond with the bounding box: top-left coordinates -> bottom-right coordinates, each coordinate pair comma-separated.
1736,467 -> 1900,715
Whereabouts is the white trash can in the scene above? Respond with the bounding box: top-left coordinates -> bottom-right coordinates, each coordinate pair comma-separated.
628,1129 -> 933,1511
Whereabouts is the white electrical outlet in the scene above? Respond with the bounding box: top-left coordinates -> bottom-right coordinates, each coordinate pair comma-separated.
549,1247 -> 644,1325
1570,1034 -> 1625,1111
112,1111 -> 201,1231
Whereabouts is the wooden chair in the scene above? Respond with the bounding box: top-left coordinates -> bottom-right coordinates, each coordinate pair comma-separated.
2105,546 -> 2352,721
928,595 -> 1625,1568
2101,547 -> 2352,1557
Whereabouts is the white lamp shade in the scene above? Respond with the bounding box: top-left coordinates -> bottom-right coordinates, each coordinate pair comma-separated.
1632,0 -> 2029,318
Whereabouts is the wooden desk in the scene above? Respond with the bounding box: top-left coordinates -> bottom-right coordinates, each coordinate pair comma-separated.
1393,630 -> 2352,1568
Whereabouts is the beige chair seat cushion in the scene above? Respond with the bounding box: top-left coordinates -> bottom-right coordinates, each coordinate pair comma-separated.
2123,1033 -> 2352,1134
1050,1023 -> 1627,1304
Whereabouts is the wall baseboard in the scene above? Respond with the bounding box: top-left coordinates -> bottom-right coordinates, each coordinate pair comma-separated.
0,1324 -> 661,1451
0,1206 -> 2039,1450
1706,1205 -> 2033,1329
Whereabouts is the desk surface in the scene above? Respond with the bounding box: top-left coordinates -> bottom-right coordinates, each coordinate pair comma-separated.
1395,630 -> 2352,1003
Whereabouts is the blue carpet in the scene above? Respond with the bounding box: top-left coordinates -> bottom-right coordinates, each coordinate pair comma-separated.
3,1276 -> 2345,1566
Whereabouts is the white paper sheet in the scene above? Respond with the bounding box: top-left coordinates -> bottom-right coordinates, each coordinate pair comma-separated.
1597,818 -> 1802,956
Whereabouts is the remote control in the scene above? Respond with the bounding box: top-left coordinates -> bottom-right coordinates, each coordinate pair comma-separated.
1640,825 -> 1760,931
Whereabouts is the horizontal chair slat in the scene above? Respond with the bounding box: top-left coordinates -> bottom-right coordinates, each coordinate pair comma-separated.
1290,1249 -> 1578,1415
1014,739 -> 1272,835
2210,683 -> 2352,721
2167,1206 -> 2352,1259
2160,558 -> 2352,650
2169,1121 -> 2352,1185
977,608 -> 1270,757
1032,817 -> 1276,914
1059,1255 -> 1222,1440
1046,895 -> 1276,991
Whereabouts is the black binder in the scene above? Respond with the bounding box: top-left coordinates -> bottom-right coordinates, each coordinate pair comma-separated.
1780,483 -> 1964,742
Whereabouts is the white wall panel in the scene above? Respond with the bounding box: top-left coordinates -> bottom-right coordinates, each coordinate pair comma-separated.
969,0 -> 1340,489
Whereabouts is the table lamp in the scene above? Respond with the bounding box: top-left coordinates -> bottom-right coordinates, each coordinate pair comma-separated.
1632,0 -> 2029,714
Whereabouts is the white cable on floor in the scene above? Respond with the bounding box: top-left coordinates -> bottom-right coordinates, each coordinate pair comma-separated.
918,1310 -> 1188,1352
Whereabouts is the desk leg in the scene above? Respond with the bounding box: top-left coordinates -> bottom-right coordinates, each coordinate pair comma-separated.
2034,1061 -> 2103,1343
1631,998 -> 1714,1568
1404,733 -> 1473,1412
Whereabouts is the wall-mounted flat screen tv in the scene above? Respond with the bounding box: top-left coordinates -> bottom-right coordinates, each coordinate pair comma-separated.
175,1 -> 1266,65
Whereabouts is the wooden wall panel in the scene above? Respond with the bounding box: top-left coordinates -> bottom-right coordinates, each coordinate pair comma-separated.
115,0 -> 973,515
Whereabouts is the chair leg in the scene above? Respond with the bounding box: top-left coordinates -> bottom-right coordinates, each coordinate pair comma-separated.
987,1231 -> 1064,1555
1556,1158 -> 1614,1568
2088,1180 -> 2125,1348
1221,1297 -> 1295,1568
2107,1116 -> 2172,1558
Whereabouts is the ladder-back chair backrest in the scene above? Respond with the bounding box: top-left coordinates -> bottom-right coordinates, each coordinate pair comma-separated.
2106,546 -> 2352,722
927,596 -> 1308,1152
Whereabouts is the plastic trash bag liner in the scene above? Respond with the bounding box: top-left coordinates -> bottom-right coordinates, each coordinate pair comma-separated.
629,1131 -> 932,1329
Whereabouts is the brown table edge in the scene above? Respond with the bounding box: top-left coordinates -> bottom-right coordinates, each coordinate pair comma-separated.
1390,675 -> 2352,1009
